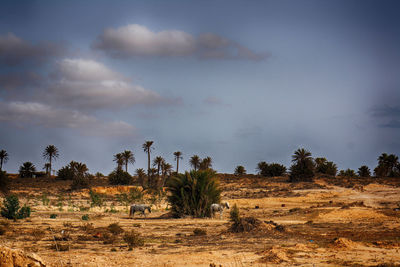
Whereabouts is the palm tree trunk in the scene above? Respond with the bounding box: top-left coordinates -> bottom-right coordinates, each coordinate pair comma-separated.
176,158 -> 179,173
147,151 -> 151,187
49,156 -> 52,178
125,162 -> 128,173
0,159 -> 3,171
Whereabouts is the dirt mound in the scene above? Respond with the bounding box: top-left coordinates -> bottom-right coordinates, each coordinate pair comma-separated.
229,218 -> 280,233
0,245 -> 46,267
317,208 -> 388,222
294,243 -> 312,251
330,238 -> 360,249
258,246 -> 289,263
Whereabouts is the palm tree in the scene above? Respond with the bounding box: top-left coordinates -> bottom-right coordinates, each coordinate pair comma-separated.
135,168 -> 146,188
153,156 -> 165,177
234,165 -> 246,176
0,150 -> 9,171
43,163 -> 51,176
189,155 -> 201,171
358,165 -> 371,177
173,151 -> 183,173
42,145 -> 59,177
200,156 -> 212,170
256,161 -> 268,175
292,148 -> 312,165
19,162 -> 36,178
142,141 -> 154,177
376,153 -> 399,177
161,162 -> 173,187
121,150 -> 135,172
113,153 -> 124,170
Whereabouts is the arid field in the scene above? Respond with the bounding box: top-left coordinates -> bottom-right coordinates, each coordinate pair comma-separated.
1,175 -> 400,267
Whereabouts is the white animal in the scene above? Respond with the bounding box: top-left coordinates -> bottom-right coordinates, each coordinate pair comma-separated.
210,202 -> 230,219
129,204 -> 151,218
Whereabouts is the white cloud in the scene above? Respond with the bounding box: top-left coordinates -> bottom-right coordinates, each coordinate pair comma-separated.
0,101 -> 136,137
45,58 -> 174,109
93,24 -> 267,61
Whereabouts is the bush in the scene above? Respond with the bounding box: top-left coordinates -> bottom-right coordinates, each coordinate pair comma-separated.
1,195 -> 31,220
81,214 -> 89,221
230,204 -> 240,224
89,190 -> 104,207
234,166 -> 246,176
229,206 -> 262,233
123,230 -> 144,248
358,165 -> 371,177
0,171 -> 9,192
108,169 -> 133,185
167,170 -> 221,218
289,161 -> 315,182
193,228 -> 207,236
108,222 -> 124,235
257,162 -> 286,177
315,158 -> 337,176
57,166 -> 74,180
50,214 -> 57,219
339,169 -> 357,177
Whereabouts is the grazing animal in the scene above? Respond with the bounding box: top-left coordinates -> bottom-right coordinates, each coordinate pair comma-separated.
129,204 -> 151,218
210,202 -> 230,219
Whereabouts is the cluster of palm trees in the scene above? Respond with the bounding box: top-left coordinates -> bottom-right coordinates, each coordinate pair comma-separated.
189,155 -> 212,171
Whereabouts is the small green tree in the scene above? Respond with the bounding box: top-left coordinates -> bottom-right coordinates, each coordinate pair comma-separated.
339,169 -> 357,177
19,162 -> 36,178
1,195 -> 31,220
234,166 -> 246,176
108,169 -> 132,185
315,157 -> 337,176
167,170 -> 221,218
358,165 -> 371,177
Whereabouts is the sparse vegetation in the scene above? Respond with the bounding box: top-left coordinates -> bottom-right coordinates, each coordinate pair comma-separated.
89,190 -> 104,207
108,169 -> 133,185
108,222 -> 124,235
339,169 -> 357,177
123,230 -> 144,248
81,214 -> 89,221
50,213 -> 57,219
1,195 -> 31,220
167,170 -> 221,218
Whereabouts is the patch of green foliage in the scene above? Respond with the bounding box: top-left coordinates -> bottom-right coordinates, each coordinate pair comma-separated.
1,195 -> 31,220
108,169 -> 133,185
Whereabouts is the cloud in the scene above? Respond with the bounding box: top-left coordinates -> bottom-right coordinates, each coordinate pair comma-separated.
0,33 -> 65,66
0,101 -> 136,137
0,71 -> 42,91
203,96 -> 223,106
371,105 -> 400,129
93,24 -> 267,61
45,58 -> 179,110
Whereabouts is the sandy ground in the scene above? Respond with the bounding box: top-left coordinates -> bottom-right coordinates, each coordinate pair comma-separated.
1,176 -> 400,266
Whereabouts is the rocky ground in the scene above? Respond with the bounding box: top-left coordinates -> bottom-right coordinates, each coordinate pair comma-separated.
1,175 -> 400,266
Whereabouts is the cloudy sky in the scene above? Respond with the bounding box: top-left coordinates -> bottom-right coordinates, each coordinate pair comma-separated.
1,0 -> 399,174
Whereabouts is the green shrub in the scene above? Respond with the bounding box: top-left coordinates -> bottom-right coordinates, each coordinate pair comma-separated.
123,230 -> 144,248
339,169 -> 357,177
50,214 -> 57,219
167,170 -> 221,218
1,195 -> 31,220
230,204 -> 240,224
89,190 -> 104,207
315,158 -> 337,176
358,165 -> 371,177
257,162 -> 286,177
19,162 -> 36,178
108,169 -> 132,185
58,161 -> 91,189
57,166 -> 74,180
82,214 -> 89,221
234,166 -> 246,176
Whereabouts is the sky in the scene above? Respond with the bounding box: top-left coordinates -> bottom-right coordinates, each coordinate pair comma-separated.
0,0 -> 399,174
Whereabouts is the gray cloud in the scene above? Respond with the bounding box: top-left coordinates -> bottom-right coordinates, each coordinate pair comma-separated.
0,101 -> 136,137
93,24 -> 267,61
203,96 -> 223,106
0,71 -> 42,91
0,33 -> 65,66
371,105 -> 400,129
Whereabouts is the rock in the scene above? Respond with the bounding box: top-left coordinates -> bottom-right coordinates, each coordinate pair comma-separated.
0,245 -> 46,267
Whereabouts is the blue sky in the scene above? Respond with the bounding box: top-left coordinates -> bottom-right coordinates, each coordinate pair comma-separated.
1,0 -> 399,174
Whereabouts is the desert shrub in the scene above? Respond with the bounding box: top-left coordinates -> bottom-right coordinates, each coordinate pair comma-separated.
108,169 -> 133,185
41,192 -> 50,206
339,169 -> 357,177
19,162 -> 36,178
230,204 -> 240,224
50,214 -> 57,219
123,230 -> 144,248
167,170 -> 221,218
315,158 -> 337,176
358,165 -> 371,177
116,188 -> 143,207
1,195 -> 31,220
81,214 -> 89,221
193,228 -> 207,236
89,190 -> 104,207
0,171 -> 9,192
108,222 -> 124,235
57,166 -> 74,180
234,166 -> 246,176
102,232 -> 118,244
